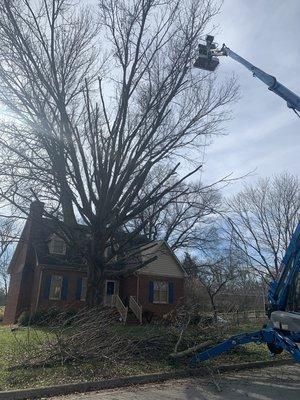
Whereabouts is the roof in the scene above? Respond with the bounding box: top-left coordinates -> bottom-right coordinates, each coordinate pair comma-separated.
9,215 -> 153,275
138,240 -> 187,277
9,213 -> 183,278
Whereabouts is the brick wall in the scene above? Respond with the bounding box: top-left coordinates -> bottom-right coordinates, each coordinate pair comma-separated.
137,274 -> 185,316
37,268 -> 87,311
4,267 -> 185,324
18,265 -> 35,316
4,266 -> 87,324
119,275 -> 137,305
3,265 -> 35,324
3,272 -> 23,324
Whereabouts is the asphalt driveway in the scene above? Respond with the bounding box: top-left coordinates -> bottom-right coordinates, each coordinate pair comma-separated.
49,364 -> 300,400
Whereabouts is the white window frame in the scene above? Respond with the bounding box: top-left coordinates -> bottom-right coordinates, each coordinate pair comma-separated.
49,275 -> 63,300
48,234 -> 67,255
153,281 -> 169,304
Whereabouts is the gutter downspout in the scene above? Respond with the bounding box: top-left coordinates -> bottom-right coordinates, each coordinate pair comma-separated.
136,273 -> 140,303
34,264 -> 43,314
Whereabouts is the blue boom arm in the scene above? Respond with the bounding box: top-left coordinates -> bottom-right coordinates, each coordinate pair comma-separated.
190,328 -> 300,364
191,37 -> 300,365
190,222 -> 300,365
221,45 -> 300,112
268,222 -> 300,312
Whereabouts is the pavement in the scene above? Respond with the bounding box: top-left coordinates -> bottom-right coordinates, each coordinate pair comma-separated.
48,364 -> 300,400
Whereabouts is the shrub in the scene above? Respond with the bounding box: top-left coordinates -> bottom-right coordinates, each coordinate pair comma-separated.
31,309 -> 51,325
18,311 -> 31,326
18,307 -> 79,327
0,306 -> 4,322
142,309 -> 154,324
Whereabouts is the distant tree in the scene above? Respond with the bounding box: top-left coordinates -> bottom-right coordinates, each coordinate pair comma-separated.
196,252 -> 238,321
0,218 -> 16,297
182,252 -> 199,277
183,233 -> 242,321
227,173 -> 300,280
0,0 -> 237,306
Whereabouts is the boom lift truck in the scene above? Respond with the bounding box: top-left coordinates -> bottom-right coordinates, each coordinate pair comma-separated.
191,36 -> 300,364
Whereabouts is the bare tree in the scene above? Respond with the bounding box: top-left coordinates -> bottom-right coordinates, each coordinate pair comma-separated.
0,0 -> 237,305
226,173 -> 300,280
0,218 -> 16,297
183,230 -> 242,321
129,169 -> 221,251
195,257 -> 237,322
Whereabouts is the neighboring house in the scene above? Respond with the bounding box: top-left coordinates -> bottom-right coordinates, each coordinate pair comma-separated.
3,202 -> 186,325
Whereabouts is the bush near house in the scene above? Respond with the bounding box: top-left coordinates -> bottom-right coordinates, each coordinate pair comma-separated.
0,306 -> 5,323
18,308 -> 78,327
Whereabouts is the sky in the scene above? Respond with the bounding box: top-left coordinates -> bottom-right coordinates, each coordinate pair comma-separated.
201,0 -> 300,194
1,0 -> 298,198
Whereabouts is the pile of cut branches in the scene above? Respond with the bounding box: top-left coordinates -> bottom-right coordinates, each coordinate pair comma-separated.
12,308 -> 133,368
165,303 -> 232,360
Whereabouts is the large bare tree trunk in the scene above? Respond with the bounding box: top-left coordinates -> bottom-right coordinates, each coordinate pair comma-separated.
86,264 -> 105,307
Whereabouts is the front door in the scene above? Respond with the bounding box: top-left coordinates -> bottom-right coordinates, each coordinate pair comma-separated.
104,280 -> 118,306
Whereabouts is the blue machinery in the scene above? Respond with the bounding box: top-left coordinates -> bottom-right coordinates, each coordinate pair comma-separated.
191,36 -> 300,364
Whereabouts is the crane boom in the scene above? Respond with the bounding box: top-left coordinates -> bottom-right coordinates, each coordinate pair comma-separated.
191,36 -> 300,365
221,45 -> 300,112
194,36 -> 300,113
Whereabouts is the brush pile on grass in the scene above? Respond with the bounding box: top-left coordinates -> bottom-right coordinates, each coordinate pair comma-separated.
11,304 -> 238,370
12,308 -> 133,368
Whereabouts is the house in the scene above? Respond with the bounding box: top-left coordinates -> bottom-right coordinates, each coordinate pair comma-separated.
3,202 -> 186,325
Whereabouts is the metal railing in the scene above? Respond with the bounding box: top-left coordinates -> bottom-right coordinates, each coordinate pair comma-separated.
115,295 -> 128,324
129,296 -> 142,324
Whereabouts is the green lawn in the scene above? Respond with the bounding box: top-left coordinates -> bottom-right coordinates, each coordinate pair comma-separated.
0,323 -> 290,391
0,325 -> 173,390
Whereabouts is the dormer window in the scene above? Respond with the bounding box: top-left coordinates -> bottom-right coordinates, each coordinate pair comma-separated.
49,234 -> 66,255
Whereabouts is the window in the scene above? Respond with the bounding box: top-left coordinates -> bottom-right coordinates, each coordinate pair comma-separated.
153,281 -> 168,304
81,277 -> 87,301
49,275 -> 63,300
49,234 -> 66,255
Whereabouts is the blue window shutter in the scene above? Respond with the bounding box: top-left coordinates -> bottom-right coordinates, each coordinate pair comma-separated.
149,281 -> 154,303
168,282 -> 174,304
61,276 -> 69,300
43,275 -> 51,299
75,277 -> 82,301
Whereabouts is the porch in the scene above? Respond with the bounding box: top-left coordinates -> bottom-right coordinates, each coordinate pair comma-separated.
103,279 -> 142,324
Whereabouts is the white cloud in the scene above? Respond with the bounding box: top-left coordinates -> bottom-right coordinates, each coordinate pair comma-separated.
201,0 -> 300,194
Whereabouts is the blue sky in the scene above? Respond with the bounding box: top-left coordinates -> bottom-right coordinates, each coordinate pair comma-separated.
201,0 -> 300,193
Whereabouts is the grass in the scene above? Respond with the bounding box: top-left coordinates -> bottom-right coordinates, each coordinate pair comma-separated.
0,325 -> 173,391
0,321 -> 290,391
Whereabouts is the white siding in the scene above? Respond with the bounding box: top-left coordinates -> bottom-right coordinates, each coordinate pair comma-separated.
138,242 -> 184,278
